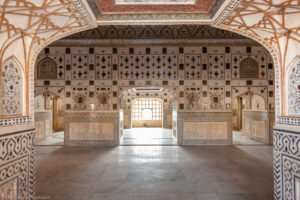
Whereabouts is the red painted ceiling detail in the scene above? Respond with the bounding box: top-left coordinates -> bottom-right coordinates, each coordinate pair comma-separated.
95,0 -> 216,14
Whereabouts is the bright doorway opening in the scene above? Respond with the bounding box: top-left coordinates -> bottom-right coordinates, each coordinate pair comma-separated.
120,88 -> 177,145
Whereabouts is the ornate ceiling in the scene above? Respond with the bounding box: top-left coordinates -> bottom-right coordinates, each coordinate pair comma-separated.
216,0 -> 300,69
0,0 -> 95,65
87,0 -> 225,21
51,25 -> 256,46
62,25 -> 247,39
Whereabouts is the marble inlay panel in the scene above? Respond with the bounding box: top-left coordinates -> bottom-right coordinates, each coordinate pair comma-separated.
251,120 -> 265,140
183,121 -> 227,140
69,122 -> 114,140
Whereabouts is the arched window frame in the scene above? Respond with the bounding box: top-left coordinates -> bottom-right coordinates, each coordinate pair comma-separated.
37,57 -> 57,79
239,57 -> 259,79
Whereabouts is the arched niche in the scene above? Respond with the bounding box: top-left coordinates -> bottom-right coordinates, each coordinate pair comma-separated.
287,58 -> 300,116
251,94 -> 266,111
1,57 -> 24,116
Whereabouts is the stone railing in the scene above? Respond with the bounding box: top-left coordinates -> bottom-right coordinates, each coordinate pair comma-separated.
64,111 -> 119,146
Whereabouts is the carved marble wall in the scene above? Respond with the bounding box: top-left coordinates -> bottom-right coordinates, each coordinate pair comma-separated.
34,45 -> 275,115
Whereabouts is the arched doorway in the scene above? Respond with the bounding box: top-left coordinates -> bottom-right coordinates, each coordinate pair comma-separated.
119,87 -> 178,145
232,91 -> 273,145
34,91 -> 64,145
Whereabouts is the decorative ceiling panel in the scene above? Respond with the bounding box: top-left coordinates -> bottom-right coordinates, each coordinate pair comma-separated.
86,0 -> 225,21
62,25 -> 247,40
216,0 -> 300,69
114,0 -> 196,5
0,0 -> 95,62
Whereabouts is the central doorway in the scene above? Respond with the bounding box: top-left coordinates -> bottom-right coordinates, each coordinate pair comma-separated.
132,98 -> 162,128
120,88 -> 177,145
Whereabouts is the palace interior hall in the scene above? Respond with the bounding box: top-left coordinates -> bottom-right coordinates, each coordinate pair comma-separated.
1,1 -> 300,200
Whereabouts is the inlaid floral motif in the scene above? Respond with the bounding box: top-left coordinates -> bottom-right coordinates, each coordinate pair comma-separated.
288,59 -> 300,116
1,59 -> 23,116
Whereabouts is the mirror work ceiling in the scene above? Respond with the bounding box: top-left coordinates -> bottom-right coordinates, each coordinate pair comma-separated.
86,0 -> 226,21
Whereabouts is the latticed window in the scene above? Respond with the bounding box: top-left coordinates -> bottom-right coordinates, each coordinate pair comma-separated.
132,98 -> 162,120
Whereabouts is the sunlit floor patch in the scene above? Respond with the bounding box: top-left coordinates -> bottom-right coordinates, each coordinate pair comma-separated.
120,128 -> 177,145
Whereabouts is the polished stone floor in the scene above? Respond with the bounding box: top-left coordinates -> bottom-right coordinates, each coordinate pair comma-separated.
232,131 -> 264,145
35,145 -> 273,200
120,128 -> 177,145
36,131 -> 64,146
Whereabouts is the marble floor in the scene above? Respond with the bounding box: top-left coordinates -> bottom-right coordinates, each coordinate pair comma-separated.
120,128 -> 177,145
232,131 -> 265,145
35,145 -> 274,200
36,131 -> 64,146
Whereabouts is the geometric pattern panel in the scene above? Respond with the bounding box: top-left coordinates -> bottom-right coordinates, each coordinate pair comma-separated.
274,129 -> 300,200
118,55 -> 178,80
72,55 -> 89,79
96,55 -> 112,80
1,58 -> 23,116
282,155 -> 300,200
185,55 -> 202,79
0,129 -> 35,200
208,55 -> 224,80
288,58 -> 300,116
